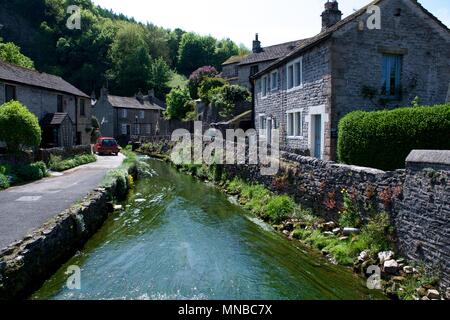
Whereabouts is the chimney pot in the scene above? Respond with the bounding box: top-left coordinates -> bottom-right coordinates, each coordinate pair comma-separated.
321,1 -> 342,31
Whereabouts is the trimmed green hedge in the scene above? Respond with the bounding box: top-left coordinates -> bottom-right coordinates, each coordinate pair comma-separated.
338,104 -> 450,170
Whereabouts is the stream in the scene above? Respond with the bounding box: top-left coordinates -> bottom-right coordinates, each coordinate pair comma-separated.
32,158 -> 384,300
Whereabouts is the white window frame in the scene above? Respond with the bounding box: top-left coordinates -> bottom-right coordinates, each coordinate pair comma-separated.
135,124 -> 140,135
146,124 -> 151,135
259,114 -> 267,136
270,71 -> 278,91
121,124 -> 128,135
140,110 -> 145,119
286,56 -> 303,91
261,75 -> 270,98
286,108 -> 304,139
121,109 -> 128,118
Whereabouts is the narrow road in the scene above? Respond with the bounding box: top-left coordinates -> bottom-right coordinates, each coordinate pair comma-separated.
0,154 -> 124,249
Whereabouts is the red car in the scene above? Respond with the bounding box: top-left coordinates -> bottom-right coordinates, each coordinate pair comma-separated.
95,137 -> 120,156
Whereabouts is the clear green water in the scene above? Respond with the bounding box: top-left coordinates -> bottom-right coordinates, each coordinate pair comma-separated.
33,159 -> 385,300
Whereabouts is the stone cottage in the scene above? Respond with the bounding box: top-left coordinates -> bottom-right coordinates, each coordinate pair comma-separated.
222,34 -> 307,90
253,0 -> 450,160
0,60 -> 91,148
93,88 -> 166,142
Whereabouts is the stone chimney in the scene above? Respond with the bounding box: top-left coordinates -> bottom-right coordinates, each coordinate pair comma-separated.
100,86 -> 108,99
136,89 -> 144,103
252,33 -> 262,53
148,89 -> 155,104
321,1 -> 342,31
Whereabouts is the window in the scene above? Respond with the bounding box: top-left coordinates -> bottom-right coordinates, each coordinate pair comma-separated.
121,124 -> 128,135
80,99 -> 86,116
146,124 -> 152,135
135,124 -> 140,135
271,71 -> 278,91
287,57 -> 303,90
140,110 -> 145,119
262,75 -> 270,97
259,114 -> 267,136
121,109 -> 128,118
57,95 -> 63,112
250,65 -> 259,76
286,109 -> 303,138
382,54 -> 402,97
287,65 -> 294,90
5,85 -> 16,102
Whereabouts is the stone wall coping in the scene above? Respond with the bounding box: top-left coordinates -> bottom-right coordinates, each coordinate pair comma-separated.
406,150 -> 450,167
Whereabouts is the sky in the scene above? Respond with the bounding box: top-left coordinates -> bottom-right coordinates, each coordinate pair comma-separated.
91,0 -> 450,47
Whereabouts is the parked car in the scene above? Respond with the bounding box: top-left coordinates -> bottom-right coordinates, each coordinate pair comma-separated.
95,137 -> 120,156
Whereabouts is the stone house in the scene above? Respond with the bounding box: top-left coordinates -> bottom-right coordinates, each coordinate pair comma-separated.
253,0 -> 450,161
93,88 -> 166,142
222,34 -> 306,90
0,60 -> 91,148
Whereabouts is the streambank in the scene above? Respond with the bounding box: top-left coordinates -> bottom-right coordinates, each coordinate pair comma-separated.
0,152 -> 138,300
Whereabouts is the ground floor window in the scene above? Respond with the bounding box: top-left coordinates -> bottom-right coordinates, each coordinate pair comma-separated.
259,114 -> 267,136
286,109 -> 303,138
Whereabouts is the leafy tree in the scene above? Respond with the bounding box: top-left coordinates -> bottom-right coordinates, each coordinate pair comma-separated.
187,66 -> 218,99
214,39 -> 239,68
210,85 -> 251,118
107,24 -> 152,96
0,101 -> 41,153
177,33 -> 217,76
164,88 -> 193,121
0,40 -> 35,69
149,57 -> 172,99
198,77 -> 227,105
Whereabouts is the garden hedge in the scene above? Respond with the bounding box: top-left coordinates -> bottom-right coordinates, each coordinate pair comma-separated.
337,104 -> 450,171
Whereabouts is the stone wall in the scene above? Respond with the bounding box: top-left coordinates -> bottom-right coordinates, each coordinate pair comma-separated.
0,165 -> 137,299
393,150 -> 450,289
222,149 -> 449,286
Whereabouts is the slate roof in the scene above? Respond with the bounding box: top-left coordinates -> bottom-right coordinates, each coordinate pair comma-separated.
40,113 -> 71,126
238,39 -> 310,66
252,0 -> 450,79
0,60 -> 89,98
107,95 -> 165,111
222,55 -> 248,65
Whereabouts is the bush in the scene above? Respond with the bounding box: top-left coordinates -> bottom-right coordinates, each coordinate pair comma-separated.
49,154 -> 96,172
210,84 -> 250,118
338,104 -> 450,170
187,66 -> 218,99
0,173 -> 10,189
16,162 -> 47,182
198,77 -> 227,105
164,87 -> 194,121
338,189 -> 362,228
359,212 -> 393,253
266,195 -> 296,223
0,101 -> 42,154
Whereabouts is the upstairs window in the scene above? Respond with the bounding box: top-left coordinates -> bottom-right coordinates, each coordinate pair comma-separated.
80,99 -> 86,116
5,84 -> 16,102
382,54 -> 402,97
140,110 -> 145,119
57,95 -> 63,112
262,75 -> 271,97
287,57 -> 303,90
121,109 -> 128,118
271,71 -> 278,91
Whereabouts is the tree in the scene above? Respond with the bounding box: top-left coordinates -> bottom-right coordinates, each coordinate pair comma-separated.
0,41 -> 35,69
177,33 -> 217,76
107,24 -> 152,96
198,77 -> 227,105
214,39 -> 239,68
149,57 -> 172,99
187,66 -> 218,99
0,101 -> 41,153
164,88 -> 193,121
210,85 -> 251,118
